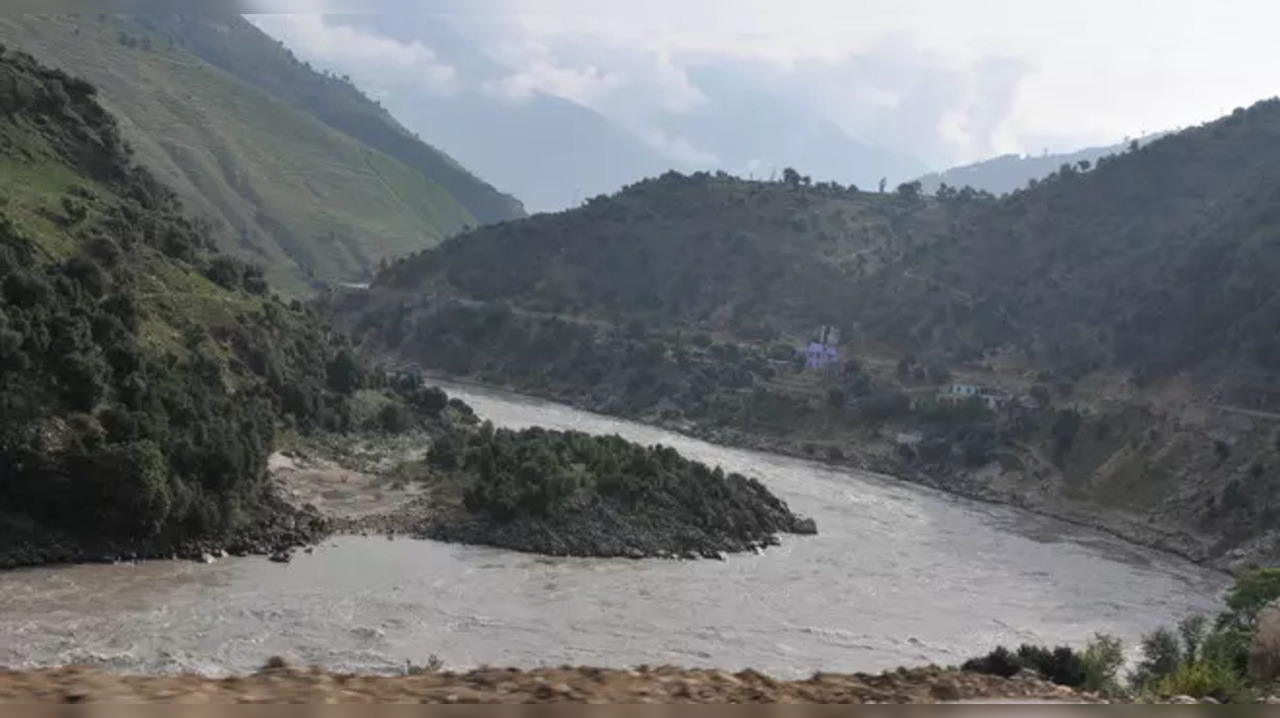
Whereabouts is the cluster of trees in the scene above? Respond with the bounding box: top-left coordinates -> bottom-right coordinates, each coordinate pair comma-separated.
963,568 -> 1280,702
427,422 -> 795,535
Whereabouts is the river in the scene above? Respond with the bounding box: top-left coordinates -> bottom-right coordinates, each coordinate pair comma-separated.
0,382 -> 1230,678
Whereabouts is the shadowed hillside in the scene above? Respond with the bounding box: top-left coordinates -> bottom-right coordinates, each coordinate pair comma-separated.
0,44 -> 459,565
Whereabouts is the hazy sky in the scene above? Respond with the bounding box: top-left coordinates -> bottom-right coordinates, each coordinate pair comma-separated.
248,1 -> 1280,169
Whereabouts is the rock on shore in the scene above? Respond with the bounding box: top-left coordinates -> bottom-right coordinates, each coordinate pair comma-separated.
418,484 -> 817,560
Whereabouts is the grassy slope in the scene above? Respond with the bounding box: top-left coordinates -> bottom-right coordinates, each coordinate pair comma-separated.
142,14 -> 526,226
0,119 -> 257,353
0,15 -> 475,296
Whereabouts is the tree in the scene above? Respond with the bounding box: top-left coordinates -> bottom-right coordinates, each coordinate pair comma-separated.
781,167 -> 800,187
325,348 -> 363,394
1217,568 -> 1280,632
1130,627 -> 1182,688
896,181 -> 923,200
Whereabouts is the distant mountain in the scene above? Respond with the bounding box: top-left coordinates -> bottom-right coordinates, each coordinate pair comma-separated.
915,133 -> 1169,195
0,15 -> 515,295
656,63 -> 928,188
274,16 -> 927,212
322,15 -> 672,214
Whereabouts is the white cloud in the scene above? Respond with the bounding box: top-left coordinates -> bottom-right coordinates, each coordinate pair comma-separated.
632,127 -> 720,167
480,60 -> 620,106
248,13 -> 461,96
450,0 -> 1280,164
249,0 -> 1280,169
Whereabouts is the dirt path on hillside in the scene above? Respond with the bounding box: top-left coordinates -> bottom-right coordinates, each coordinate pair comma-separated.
269,451 -> 428,522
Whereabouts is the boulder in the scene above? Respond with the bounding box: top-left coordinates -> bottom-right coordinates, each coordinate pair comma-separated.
1249,599 -> 1280,683
791,517 -> 818,535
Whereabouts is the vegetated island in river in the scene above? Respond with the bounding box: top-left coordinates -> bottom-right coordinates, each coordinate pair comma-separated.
400,421 -> 817,559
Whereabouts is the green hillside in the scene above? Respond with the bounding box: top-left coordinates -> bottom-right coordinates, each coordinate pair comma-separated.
135,14 -> 526,227
372,171 -> 924,340
0,15 -> 481,296
333,101 -> 1280,565
0,45 -> 451,565
364,100 -> 1280,393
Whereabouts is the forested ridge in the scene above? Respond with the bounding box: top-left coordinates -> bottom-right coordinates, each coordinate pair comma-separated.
0,46 -> 448,564
358,98 -> 1280,393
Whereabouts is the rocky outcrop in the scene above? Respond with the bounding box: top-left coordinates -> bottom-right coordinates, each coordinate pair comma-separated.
419,491 -> 816,560
0,493 -> 330,571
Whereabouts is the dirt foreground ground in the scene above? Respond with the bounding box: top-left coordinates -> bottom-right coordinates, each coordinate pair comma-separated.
0,663 -> 1105,704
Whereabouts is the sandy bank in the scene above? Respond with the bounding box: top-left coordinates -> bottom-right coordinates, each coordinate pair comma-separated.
0,664 -> 1097,704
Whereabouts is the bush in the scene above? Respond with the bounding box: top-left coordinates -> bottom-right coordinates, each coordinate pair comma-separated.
1153,661 -> 1250,703
1130,627 -> 1182,689
961,645 -> 1022,678
961,643 -> 1085,687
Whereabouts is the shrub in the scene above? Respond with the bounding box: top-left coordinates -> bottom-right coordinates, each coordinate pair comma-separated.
961,645 -> 1022,678
1153,661 -> 1250,703
1129,627 -> 1182,689
1080,633 -> 1125,694
961,643 -> 1085,687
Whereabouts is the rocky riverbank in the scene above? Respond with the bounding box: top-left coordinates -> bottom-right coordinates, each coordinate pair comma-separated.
418,495 -> 817,560
0,662 -> 1099,703
0,493 -> 330,571
421,374 -> 1234,572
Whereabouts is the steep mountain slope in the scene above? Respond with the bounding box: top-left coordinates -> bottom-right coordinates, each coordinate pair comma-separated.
0,45 -> 453,566
0,15 -> 479,295
862,103 -> 1280,390
136,14 -> 525,226
369,171 -> 922,338
914,132 -> 1170,196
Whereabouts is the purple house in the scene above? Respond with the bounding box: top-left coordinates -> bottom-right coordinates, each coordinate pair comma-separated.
802,341 -> 839,370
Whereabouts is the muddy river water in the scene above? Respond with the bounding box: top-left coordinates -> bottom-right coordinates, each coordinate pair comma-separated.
0,382 -> 1230,678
